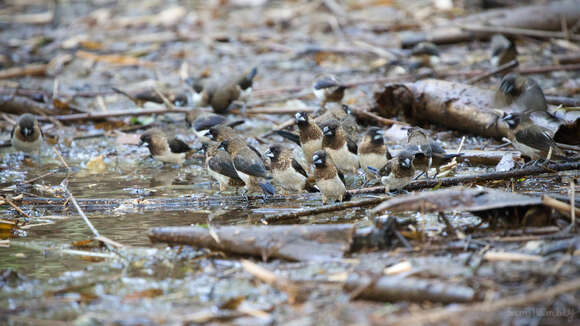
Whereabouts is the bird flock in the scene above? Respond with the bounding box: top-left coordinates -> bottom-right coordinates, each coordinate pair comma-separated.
8,36 -> 579,205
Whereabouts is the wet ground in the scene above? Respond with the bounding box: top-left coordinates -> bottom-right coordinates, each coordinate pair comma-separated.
1,0 -> 580,325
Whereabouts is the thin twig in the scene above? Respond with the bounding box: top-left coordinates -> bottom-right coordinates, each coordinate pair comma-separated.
1,196 -> 32,218
570,179 -> 576,230
542,195 -> 580,225
261,196 -> 387,224
458,24 -> 580,41
467,60 -> 519,84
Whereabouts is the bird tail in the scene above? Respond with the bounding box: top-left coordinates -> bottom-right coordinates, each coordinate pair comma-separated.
259,182 -> 275,196
274,130 -> 300,145
304,182 -> 319,193
443,153 -> 463,159
227,120 -> 245,129
343,192 -> 352,202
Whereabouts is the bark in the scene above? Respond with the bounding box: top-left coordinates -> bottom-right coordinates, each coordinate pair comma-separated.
148,224 -> 356,261
373,79 -> 580,144
400,0 -> 580,47
345,273 -> 476,303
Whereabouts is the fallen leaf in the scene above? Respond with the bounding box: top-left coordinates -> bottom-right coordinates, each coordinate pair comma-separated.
85,155 -> 106,173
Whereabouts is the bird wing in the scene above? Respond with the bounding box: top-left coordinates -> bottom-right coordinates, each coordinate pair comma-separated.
430,141 -> 446,155
193,114 -> 226,132
209,152 -> 242,180
291,159 -> 309,178
346,137 -> 358,154
234,152 -> 268,178
313,78 -> 339,90
515,126 -> 555,152
168,138 -> 191,153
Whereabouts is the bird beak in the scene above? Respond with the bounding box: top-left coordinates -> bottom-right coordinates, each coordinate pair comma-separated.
502,113 -> 514,121
322,126 -> 332,136
401,158 -> 411,168
342,105 -> 351,115
312,154 -> 322,165
373,134 -> 383,141
264,149 -> 274,158
375,129 -> 384,135
205,131 -> 214,140
22,128 -> 33,137
217,142 -> 226,150
295,113 -> 306,122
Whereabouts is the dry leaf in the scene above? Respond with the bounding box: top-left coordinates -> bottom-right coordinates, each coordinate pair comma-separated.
85,155 -> 106,173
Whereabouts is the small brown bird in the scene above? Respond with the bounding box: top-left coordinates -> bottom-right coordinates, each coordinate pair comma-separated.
265,144 -> 317,193
503,111 -> 568,162
11,114 -> 43,154
358,127 -> 392,177
312,150 -> 348,204
202,141 -> 245,192
316,104 -> 362,145
313,74 -> 347,108
186,110 -> 243,141
294,111 -> 324,167
187,67 -> 257,113
490,34 -> 517,67
494,73 -> 547,114
139,128 -> 191,165
406,127 -> 461,178
207,125 -> 238,142
321,119 -> 360,175
371,150 -> 416,193
218,137 -> 275,196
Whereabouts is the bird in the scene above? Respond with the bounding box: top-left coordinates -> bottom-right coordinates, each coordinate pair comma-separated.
320,118 -> 360,175
218,137 -> 275,197
312,150 -> 349,204
312,74 -> 347,108
494,73 -> 547,114
11,113 -> 43,154
185,110 -> 244,141
139,128 -> 191,165
264,144 -> 318,194
316,104 -> 362,145
358,127 -> 392,177
369,149 -> 416,193
291,111 -> 324,167
490,34 -> 517,67
502,111 -> 568,162
201,141 -> 245,192
207,124 -> 268,166
186,67 -> 257,114
406,127 -> 461,178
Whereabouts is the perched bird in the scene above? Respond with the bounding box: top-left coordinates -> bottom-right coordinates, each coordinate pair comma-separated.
358,127 -> 392,177
293,111 -> 324,167
186,67 -> 257,113
208,124 -> 267,165
313,74 -> 347,108
202,141 -> 245,192
312,150 -> 349,204
321,119 -> 360,174
218,137 -> 275,196
139,128 -> 191,165
503,111 -> 568,162
11,114 -> 43,154
265,144 -> 317,193
494,73 -> 547,114
316,104 -> 362,145
207,124 -> 238,142
186,110 -> 243,141
406,127 -> 461,178
490,34 -> 517,67
371,150 -> 416,193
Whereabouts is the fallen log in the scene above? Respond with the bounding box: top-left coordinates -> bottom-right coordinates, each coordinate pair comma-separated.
0,95 -> 56,115
344,273 -> 476,303
373,79 -> 580,144
400,0 -> 580,47
148,224 -> 356,261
